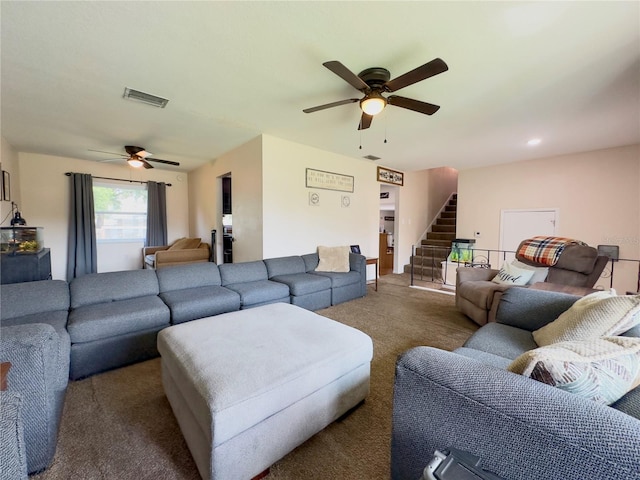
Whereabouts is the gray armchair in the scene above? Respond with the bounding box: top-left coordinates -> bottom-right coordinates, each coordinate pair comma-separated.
392,287 -> 640,480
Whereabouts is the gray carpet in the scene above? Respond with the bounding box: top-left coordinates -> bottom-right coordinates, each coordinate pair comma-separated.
32,274 -> 478,480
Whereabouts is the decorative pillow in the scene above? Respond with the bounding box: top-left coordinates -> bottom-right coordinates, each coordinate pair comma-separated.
533,291 -> 640,347
491,261 -> 535,286
315,246 -> 350,273
508,336 -> 640,405
511,259 -> 549,285
168,237 -> 201,250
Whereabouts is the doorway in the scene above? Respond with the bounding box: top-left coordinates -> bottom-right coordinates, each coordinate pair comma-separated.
221,174 -> 233,263
500,208 -> 558,262
379,184 -> 398,275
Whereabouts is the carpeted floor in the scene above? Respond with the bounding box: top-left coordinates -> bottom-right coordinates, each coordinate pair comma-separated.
32,274 -> 478,480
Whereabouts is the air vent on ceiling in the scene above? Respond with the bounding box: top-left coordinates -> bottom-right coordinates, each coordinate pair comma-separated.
123,87 -> 169,108
363,154 -> 381,161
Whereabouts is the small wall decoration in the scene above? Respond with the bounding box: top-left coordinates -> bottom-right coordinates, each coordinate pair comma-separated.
309,191 -> 320,206
377,166 -> 404,186
341,195 -> 351,208
379,192 -> 390,199
2,171 -> 10,201
306,168 -> 354,193
350,245 -> 361,254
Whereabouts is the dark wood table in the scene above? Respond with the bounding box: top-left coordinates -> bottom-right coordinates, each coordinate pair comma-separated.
366,257 -> 379,291
530,282 -> 598,296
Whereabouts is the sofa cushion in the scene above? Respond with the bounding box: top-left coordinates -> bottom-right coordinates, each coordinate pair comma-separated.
1,311 -> 68,338
495,288 -> 580,331
264,256 -> 306,277
270,273 -> 331,296
68,296 -> 169,343
311,270 -> 360,288
160,286 -> 240,324
453,347 -> 513,369
463,322 -> 538,360
315,246 -> 350,273
508,336 -> 640,405
533,291 -> 640,347
168,237 -> 201,250
157,262 -> 222,292
223,280 -> 290,308
302,253 -> 319,272
0,280 -> 69,320
219,261 -> 268,286
70,270 -> 160,308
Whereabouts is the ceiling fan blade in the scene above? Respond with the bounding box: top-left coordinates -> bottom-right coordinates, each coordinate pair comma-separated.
142,159 -> 154,169
146,158 -> 180,166
323,61 -> 370,92
89,149 -> 126,157
388,95 -> 441,115
384,58 -> 448,92
358,113 -> 373,130
303,98 -> 359,114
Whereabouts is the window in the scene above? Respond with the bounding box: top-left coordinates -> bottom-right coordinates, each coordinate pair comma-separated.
93,181 -> 147,243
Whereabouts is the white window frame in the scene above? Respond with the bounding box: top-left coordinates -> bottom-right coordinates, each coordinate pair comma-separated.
93,180 -> 148,244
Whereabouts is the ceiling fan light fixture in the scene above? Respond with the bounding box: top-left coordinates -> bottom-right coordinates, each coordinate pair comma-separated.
127,157 -> 145,168
360,92 -> 387,116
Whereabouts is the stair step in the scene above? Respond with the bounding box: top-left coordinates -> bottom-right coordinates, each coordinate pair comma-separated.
410,255 -> 447,267
414,246 -> 450,258
422,239 -> 453,247
427,232 -> 457,241
404,263 -> 443,279
432,224 -> 456,233
444,205 -> 457,212
440,212 -> 456,219
436,218 -> 456,226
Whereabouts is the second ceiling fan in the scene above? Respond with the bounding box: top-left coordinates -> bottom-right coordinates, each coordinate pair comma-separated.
303,58 -> 448,130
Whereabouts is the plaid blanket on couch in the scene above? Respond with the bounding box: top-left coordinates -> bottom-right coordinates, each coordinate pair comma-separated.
517,236 -> 587,266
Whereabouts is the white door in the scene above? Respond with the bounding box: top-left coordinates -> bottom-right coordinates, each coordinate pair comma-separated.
500,209 -> 558,263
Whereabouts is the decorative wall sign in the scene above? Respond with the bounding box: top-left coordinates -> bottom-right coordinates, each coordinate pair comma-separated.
306,168 -> 354,193
309,191 -> 320,206
379,192 -> 390,199
377,166 -> 404,186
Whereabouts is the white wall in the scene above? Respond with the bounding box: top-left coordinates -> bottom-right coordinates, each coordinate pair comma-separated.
189,136 -> 263,263
457,144 -> 640,292
17,152 -> 190,279
261,135 -> 379,260
1,136 -> 20,221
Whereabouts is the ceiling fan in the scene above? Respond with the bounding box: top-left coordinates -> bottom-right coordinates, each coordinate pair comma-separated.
303,58 -> 448,130
89,145 -> 180,169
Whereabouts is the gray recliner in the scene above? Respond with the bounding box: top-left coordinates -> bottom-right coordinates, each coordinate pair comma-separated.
456,240 -> 609,326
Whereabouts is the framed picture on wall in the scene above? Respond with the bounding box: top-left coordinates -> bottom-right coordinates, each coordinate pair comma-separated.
377,166 -> 404,186
350,245 -> 361,254
2,171 -> 10,201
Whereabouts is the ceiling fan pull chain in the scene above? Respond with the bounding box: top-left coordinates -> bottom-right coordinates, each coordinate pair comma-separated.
359,129 -> 362,150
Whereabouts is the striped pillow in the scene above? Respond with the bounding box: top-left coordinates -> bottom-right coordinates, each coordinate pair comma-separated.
508,336 -> 640,405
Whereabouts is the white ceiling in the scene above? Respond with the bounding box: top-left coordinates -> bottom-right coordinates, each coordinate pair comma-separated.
2,1 -> 639,173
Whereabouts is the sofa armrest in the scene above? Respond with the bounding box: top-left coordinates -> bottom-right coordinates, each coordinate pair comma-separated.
0,391 -> 28,479
349,253 -> 366,296
456,266 -> 498,285
0,324 -> 67,473
494,287 -> 580,331
391,347 -> 640,480
143,245 -> 169,256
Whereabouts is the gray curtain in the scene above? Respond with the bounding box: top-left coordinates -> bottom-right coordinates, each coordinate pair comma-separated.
67,173 -> 97,280
146,181 -> 167,247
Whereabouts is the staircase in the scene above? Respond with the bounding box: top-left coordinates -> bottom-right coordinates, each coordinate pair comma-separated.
404,194 -> 457,280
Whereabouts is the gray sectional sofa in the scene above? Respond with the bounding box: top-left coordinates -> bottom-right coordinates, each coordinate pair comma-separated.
391,287 -> 640,480
0,252 -> 366,476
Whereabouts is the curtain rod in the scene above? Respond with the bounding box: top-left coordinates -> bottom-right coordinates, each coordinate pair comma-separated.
65,172 -> 172,187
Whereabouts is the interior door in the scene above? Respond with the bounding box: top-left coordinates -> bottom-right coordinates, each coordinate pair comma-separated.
500,209 -> 558,263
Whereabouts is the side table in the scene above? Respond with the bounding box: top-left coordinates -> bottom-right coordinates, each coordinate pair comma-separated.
366,257 -> 378,291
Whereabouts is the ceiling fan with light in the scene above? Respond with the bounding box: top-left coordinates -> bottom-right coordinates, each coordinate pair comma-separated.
303,58 -> 448,130
89,145 -> 180,169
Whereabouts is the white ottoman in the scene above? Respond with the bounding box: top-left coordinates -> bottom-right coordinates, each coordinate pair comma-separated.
157,302 -> 373,480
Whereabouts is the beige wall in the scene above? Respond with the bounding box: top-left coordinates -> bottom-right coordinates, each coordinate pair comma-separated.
1,136 -> 20,220
17,152 -> 189,279
458,144 -> 640,292
189,136 -> 263,263
261,135 -> 379,260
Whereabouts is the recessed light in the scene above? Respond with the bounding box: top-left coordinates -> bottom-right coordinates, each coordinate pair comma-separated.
527,138 -> 542,146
